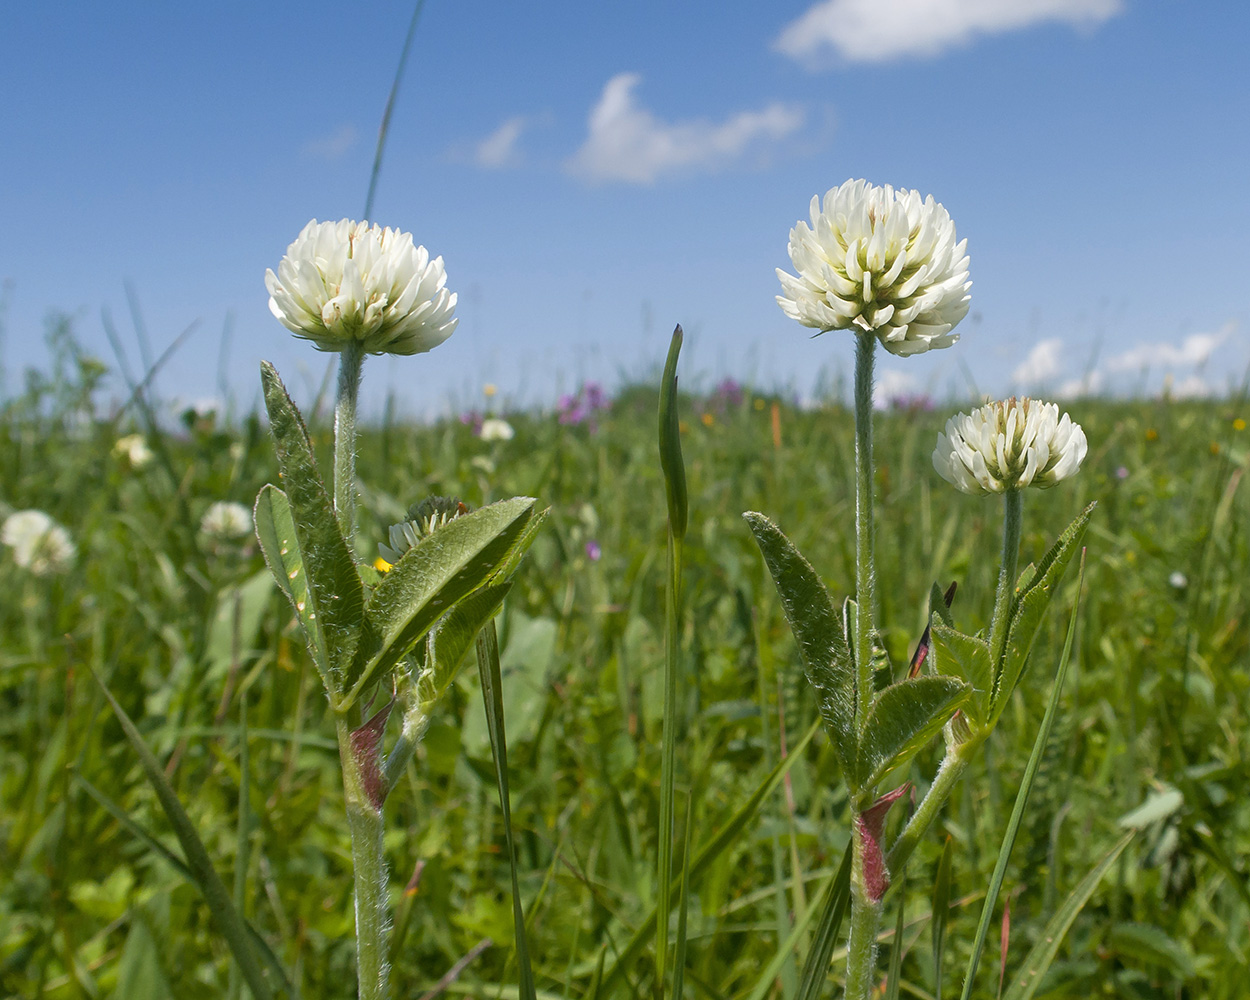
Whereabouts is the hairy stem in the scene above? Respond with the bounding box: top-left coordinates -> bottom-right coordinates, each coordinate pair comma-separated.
336,714 -> 390,1000
988,488 -> 1023,669
852,331 -> 877,728
334,340 -> 365,543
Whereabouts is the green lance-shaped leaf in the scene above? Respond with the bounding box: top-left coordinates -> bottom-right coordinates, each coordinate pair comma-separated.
259,361 -> 363,688
92,670 -> 279,1000
992,503 -> 1095,722
425,582 -> 513,702
487,505 -> 550,585
659,325 -> 688,541
254,484 -> 330,681
930,622 -> 993,726
344,496 -> 535,709
793,842 -> 854,1000
744,512 -> 858,782
856,676 -> 971,790
999,831 -> 1134,1000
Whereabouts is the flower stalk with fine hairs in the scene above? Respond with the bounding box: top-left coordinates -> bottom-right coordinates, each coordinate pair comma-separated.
768,179 -> 975,1000
262,217 -> 465,1000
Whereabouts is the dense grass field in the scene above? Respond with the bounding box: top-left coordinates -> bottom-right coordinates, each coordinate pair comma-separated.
2,331 -> 1248,999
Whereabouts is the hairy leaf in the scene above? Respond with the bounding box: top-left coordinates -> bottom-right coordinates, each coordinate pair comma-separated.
744,512 -> 857,780
857,676 -> 971,789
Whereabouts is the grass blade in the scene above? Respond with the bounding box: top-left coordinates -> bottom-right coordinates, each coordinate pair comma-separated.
932,836 -> 954,1000
657,323 -> 688,994
476,620 -> 537,1000
794,840 -> 854,1000
1000,832 -> 1134,1000
959,552 -> 1088,1000
92,669 -> 280,1000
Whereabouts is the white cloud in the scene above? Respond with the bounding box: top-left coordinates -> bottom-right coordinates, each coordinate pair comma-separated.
566,73 -> 804,184
873,368 -> 919,409
1055,369 -> 1104,400
302,124 -> 359,160
475,116 -> 528,169
1011,337 -> 1064,384
775,0 -> 1123,65
1166,374 -> 1216,399
1106,322 -> 1235,373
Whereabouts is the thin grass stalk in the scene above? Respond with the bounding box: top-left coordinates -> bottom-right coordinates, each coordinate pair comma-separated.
959,553 -> 1087,999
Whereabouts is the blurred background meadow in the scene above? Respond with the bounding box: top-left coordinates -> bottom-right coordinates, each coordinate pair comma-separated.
3,1 -> 1250,997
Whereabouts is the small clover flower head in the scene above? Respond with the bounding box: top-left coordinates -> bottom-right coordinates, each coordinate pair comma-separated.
113,433 -> 154,468
265,219 -> 458,356
200,501 -> 253,541
479,417 -> 515,442
933,397 -> 1087,495
379,497 -> 469,564
777,178 -> 971,356
2,510 -> 75,576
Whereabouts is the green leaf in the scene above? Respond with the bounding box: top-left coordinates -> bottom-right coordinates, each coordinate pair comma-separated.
744,512 -> 858,781
1106,922 -> 1197,980
659,325 -> 688,541
999,831 -> 1134,1000
1117,787 -> 1184,829
92,669 -> 279,1000
993,503 -> 1094,720
345,496 -> 536,708
930,582 -> 956,629
930,623 -> 992,725
857,677 -> 971,789
425,582 -> 513,703
487,505 -> 550,585
254,484 -> 329,677
260,361 -> 363,688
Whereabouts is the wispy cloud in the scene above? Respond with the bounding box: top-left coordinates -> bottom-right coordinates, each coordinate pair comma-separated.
1011,336 -> 1065,384
475,116 -> 528,169
566,73 -> 804,184
1106,323 -> 1234,373
775,0 -> 1123,65
1055,369 -> 1104,400
302,124 -> 359,160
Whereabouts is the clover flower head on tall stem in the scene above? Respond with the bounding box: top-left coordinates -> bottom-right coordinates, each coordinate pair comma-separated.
933,397 -> 1087,495
265,218 -> 458,356
777,178 -> 971,356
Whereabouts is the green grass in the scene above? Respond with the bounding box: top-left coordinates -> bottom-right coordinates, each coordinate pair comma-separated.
1,330 -> 1248,999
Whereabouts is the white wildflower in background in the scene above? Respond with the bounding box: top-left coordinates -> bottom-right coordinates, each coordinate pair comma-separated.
933,398 -> 1087,495
777,178 -> 971,356
200,501 -> 253,541
379,497 -> 467,564
479,417 -> 515,442
113,434 -> 154,468
2,510 -> 76,576
265,219 -> 458,356
1168,571 -> 1188,590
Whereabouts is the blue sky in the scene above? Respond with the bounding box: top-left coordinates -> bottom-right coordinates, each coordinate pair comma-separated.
3,0 -> 1248,418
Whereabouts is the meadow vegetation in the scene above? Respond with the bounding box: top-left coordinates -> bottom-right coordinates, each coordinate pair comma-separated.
1,319 -> 1247,998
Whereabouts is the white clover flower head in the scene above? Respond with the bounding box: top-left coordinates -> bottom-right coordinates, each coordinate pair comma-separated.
265,218 -> 458,356
200,501 -> 253,541
479,417 -> 515,442
933,397 -> 1088,495
379,497 -> 469,564
777,178 -> 971,356
113,433 -> 154,468
2,510 -> 76,576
